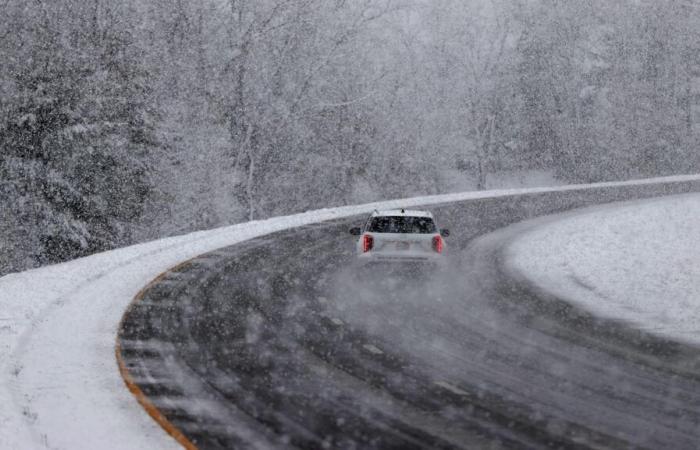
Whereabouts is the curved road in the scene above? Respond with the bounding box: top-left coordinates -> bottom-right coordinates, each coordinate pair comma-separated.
119,182 -> 700,449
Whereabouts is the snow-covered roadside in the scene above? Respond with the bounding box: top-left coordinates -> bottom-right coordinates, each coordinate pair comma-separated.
1,174 -> 700,450
506,192 -> 700,346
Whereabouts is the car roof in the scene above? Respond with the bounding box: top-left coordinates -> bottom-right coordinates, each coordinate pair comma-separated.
371,209 -> 434,218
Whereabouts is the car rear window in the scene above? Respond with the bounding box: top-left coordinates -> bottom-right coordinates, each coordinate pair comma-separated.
367,216 -> 437,233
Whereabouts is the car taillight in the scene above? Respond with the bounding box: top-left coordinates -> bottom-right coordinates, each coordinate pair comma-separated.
363,234 -> 374,253
432,235 -> 443,253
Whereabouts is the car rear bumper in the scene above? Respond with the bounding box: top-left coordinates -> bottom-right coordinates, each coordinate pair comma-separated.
355,251 -> 444,265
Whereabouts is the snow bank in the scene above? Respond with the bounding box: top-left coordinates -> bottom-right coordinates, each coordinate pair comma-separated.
507,192 -> 700,346
1,173 -> 700,449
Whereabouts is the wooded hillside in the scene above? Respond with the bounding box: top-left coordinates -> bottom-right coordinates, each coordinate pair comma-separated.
2,0 -> 699,274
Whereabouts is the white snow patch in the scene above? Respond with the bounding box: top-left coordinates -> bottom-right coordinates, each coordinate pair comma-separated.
434,381 -> 470,397
506,192 -> 700,346
362,344 -> 384,355
1,173 -> 700,449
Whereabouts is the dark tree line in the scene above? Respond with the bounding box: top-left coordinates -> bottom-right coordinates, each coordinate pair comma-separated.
1,1 -> 156,270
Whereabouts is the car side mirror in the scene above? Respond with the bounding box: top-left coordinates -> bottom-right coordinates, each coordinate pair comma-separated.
440,229 -> 450,237
349,227 -> 362,236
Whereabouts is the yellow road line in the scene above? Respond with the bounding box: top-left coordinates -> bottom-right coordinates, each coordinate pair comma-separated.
115,259 -> 198,450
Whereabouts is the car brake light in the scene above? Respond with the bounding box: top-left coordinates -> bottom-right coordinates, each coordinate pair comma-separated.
363,234 -> 374,253
432,235 -> 443,253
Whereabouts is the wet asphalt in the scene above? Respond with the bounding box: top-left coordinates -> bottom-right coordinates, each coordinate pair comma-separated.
119,180 -> 700,449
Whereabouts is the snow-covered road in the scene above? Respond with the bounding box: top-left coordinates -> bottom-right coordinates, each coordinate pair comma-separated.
2,174 -> 700,449
507,192 -> 700,347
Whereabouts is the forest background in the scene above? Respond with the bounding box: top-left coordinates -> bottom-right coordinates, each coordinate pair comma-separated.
2,0 -> 699,275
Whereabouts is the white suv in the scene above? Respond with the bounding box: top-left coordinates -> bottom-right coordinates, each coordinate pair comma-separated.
349,209 -> 449,264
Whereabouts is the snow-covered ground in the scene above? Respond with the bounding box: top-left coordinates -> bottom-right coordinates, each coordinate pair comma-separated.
2,174 -> 700,450
507,192 -> 700,346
